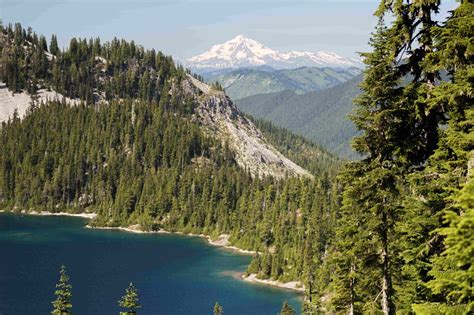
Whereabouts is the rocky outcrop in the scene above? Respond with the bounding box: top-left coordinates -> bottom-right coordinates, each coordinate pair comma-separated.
185,75 -> 312,179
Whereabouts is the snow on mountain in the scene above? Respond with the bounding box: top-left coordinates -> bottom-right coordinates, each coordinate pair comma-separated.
187,35 -> 363,72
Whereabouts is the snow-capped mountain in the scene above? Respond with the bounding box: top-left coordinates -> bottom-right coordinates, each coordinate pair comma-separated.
187,35 -> 363,72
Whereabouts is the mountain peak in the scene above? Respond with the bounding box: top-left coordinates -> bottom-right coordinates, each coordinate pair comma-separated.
220,34 -> 262,46
187,36 -> 363,72
231,34 -> 252,41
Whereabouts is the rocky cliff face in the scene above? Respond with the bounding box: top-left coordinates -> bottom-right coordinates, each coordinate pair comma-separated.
184,75 -> 312,179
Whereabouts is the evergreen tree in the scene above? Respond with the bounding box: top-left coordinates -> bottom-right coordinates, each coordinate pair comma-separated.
118,282 -> 141,314
50,34 -> 59,55
213,302 -> 224,315
398,1 -> 474,311
329,19 -> 404,315
327,1 -> 472,313
51,265 -> 72,315
424,6 -> 474,309
422,175 -> 474,314
279,301 -> 295,315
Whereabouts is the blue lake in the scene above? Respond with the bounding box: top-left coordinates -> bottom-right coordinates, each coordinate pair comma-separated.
0,213 -> 301,314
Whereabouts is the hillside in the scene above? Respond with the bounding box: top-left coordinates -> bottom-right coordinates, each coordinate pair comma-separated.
235,75 -> 362,159
0,23 -> 341,288
184,75 -> 312,178
203,66 -> 360,99
0,24 -> 339,179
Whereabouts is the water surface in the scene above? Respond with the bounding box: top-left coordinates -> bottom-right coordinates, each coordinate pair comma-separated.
0,213 -> 301,314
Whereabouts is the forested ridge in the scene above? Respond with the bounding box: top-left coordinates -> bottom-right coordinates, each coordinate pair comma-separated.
203,66 -> 361,100
1,0 -> 473,312
251,116 -> 341,176
235,75 -> 362,159
0,21 -> 186,104
0,22 -> 339,291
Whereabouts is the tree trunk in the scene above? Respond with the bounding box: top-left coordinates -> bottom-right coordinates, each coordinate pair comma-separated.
381,207 -> 394,315
381,247 -> 392,315
349,263 -> 355,315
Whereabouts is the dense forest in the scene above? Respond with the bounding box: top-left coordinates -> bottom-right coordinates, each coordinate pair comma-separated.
322,1 -> 473,314
252,116 -> 340,176
1,0 -> 473,313
0,22 -> 339,293
203,66 -> 360,100
235,75 -> 361,159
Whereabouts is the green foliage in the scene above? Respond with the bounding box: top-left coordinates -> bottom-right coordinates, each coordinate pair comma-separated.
204,66 -> 360,100
118,282 -> 141,313
0,22 -> 186,105
0,23 -> 342,292
325,1 -> 473,314
235,76 -> 361,159
425,174 -> 474,314
51,265 -> 72,315
250,116 -> 341,176
279,301 -> 296,315
397,1 -> 474,312
412,303 -> 469,315
213,302 -> 224,315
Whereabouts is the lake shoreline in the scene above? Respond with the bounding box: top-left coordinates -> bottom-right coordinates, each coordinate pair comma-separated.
88,225 -> 304,293
1,210 -> 305,293
86,224 -> 257,255
0,209 -> 97,219
27,210 -> 97,219
241,273 -> 305,292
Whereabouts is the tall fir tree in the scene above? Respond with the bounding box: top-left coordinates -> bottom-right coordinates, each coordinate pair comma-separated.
213,302 -> 224,315
398,0 -> 474,311
51,265 -> 72,315
279,301 -> 296,315
330,19 -> 405,315
118,282 -> 141,314
49,34 -> 59,56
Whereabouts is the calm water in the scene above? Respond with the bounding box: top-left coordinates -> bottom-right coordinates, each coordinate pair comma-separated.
0,213 -> 301,314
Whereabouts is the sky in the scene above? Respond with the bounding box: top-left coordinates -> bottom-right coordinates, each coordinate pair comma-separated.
1,0 -> 459,61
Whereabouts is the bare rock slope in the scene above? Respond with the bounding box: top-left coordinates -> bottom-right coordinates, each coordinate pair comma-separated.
184,75 -> 312,179
0,83 -> 80,122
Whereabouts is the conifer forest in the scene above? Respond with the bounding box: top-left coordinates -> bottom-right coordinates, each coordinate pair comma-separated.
0,0 -> 472,314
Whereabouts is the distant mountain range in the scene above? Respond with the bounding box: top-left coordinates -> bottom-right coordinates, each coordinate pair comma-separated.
186,34 -> 364,159
235,75 -> 363,159
203,66 -> 361,100
187,35 -> 363,72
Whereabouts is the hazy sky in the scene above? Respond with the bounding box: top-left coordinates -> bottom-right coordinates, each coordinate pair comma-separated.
1,0 -> 458,61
